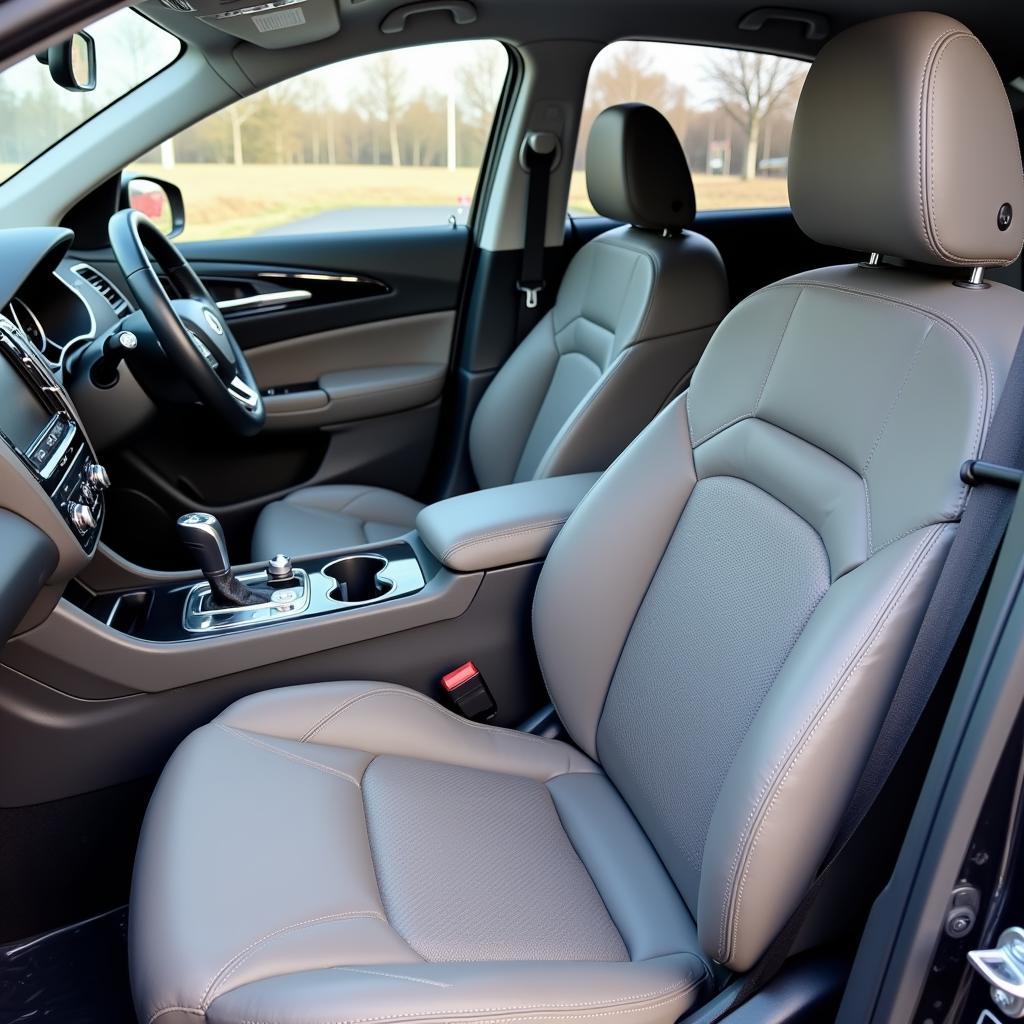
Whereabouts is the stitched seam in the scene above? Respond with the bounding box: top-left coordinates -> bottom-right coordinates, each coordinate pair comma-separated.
233,972 -> 705,1024
442,518 -> 570,561
724,525 -> 945,962
301,687 -> 566,753
769,279 -> 990,512
334,967 -> 451,988
201,912 -> 387,1007
148,1008 -> 204,1024
861,324 -> 934,475
915,30 -> 960,262
690,287 -> 803,448
533,351 -> 630,479
216,724 -> 363,786
237,994 -> 693,1024
922,34 -> 999,265
715,525 -> 940,961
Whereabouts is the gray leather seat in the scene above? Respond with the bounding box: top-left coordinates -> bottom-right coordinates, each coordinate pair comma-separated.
252,103 -> 728,560
132,14 -> 1024,1024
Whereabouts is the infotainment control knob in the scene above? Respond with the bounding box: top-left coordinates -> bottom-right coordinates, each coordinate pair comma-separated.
70,502 -> 97,533
85,462 -> 111,490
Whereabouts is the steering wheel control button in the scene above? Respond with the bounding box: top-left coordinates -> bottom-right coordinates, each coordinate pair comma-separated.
85,463 -> 111,490
267,553 -> 294,582
203,308 -> 225,335
70,502 -> 97,534
188,331 -> 219,370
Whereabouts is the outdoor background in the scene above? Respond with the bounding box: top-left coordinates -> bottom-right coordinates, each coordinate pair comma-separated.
0,8 -> 808,241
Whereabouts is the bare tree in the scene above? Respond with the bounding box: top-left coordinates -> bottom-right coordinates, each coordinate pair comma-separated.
356,54 -> 408,167
228,97 -> 260,166
576,43 -> 688,169
455,46 -> 505,147
703,52 -> 805,179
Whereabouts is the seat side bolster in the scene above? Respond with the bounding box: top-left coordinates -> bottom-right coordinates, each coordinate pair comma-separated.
204,955 -> 711,1024
533,396 -> 698,758
698,523 -> 954,970
217,680 -> 597,782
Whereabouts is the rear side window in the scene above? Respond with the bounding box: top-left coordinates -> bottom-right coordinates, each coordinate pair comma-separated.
573,42 -> 808,214
141,40 -> 508,241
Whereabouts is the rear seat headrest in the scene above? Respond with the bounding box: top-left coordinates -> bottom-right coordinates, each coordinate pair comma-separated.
585,103 -> 696,231
789,11 -> 1024,268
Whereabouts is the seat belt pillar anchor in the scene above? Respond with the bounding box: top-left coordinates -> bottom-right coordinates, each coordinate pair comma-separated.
517,281 -> 544,309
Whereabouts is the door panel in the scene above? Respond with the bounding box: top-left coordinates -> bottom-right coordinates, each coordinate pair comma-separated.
83,226 -> 470,567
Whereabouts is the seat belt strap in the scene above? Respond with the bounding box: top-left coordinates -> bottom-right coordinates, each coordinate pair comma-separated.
516,132 -> 557,316
709,327 -> 1024,1020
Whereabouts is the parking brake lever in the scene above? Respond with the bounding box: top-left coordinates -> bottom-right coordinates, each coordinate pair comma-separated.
176,512 -> 264,608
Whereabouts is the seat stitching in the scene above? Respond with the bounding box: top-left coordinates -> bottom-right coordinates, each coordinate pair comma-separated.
442,518 -> 570,561
690,287 -> 803,449
238,993 -> 694,1024
914,30 -> 961,263
149,1008 -> 204,1023
334,967 -> 451,988
201,911 -> 387,1007
232,970 -> 706,1024
717,524 -> 942,962
216,724 -> 363,787
532,351 -> 629,479
301,687 -> 567,753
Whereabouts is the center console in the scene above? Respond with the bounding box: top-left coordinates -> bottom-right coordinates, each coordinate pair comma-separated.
0,313 -> 108,553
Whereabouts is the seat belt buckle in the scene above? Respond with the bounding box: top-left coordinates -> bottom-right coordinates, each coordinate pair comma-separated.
441,661 -> 497,721
516,280 -> 545,310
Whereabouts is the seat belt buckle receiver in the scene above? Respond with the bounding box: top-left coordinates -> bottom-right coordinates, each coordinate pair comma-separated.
441,661 -> 497,721
516,280 -> 545,310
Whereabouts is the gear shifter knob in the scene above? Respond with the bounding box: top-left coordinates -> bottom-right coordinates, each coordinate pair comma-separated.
176,512 -> 263,608
177,512 -> 231,577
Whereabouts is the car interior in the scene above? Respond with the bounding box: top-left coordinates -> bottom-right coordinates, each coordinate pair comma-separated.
3,2 -> 1024,1023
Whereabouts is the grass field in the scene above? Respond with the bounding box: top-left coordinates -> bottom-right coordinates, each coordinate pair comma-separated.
2,162 -> 791,240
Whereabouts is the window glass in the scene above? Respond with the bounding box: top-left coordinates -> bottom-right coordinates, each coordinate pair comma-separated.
0,10 -> 180,187
573,42 -> 808,214
139,41 -> 508,241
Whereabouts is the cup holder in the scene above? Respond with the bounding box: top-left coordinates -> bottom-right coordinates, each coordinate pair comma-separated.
323,554 -> 394,604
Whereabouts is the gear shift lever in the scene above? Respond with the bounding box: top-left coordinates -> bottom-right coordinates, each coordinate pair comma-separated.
177,512 -> 263,608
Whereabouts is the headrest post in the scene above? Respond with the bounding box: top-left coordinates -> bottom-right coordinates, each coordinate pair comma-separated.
954,266 -> 989,290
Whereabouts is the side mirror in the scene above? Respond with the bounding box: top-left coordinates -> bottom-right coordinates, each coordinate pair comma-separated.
122,175 -> 185,239
40,32 -> 97,92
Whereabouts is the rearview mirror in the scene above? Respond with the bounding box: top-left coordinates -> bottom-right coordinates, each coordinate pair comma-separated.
122,175 -> 186,239
40,32 -> 97,93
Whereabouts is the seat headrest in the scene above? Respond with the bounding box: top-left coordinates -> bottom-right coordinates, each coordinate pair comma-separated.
789,12 -> 1024,268
585,103 -> 696,231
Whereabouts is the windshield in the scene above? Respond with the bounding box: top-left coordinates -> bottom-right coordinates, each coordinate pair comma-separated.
0,9 -> 180,187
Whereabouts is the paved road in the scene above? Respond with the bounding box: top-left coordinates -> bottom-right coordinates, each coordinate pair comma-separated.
260,205 -> 467,235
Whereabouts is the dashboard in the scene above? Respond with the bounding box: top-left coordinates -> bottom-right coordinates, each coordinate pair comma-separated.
0,227 -> 126,646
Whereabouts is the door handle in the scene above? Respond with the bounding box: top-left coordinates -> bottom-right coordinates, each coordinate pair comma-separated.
217,290 -> 312,313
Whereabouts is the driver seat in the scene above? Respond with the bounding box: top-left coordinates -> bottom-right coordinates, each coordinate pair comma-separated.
251,103 -> 728,560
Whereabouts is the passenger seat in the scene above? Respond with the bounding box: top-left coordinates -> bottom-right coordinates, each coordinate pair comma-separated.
251,103 -> 728,559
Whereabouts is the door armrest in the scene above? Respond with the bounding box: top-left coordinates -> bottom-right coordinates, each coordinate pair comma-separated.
416,473 -> 600,573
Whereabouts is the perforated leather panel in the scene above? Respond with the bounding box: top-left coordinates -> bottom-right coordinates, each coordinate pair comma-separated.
362,755 -> 629,963
596,476 -> 830,911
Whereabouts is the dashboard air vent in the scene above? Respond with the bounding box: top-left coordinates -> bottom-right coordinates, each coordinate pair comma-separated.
73,265 -> 131,317
159,0 -> 196,10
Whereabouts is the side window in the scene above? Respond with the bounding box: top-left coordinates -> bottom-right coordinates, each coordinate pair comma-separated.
137,41 -> 508,241
572,42 -> 808,214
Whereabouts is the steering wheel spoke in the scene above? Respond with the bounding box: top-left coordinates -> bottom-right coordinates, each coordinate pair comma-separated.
107,209 -> 266,437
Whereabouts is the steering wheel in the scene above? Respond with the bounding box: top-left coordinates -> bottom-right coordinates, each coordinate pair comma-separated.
108,209 -> 265,437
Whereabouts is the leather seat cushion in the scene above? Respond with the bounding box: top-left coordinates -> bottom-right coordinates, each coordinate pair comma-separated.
130,682 -> 710,1024
252,486 -> 423,561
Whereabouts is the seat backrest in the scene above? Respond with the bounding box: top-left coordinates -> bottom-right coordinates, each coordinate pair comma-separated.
468,103 -> 728,490
533,12 -> 1024,973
